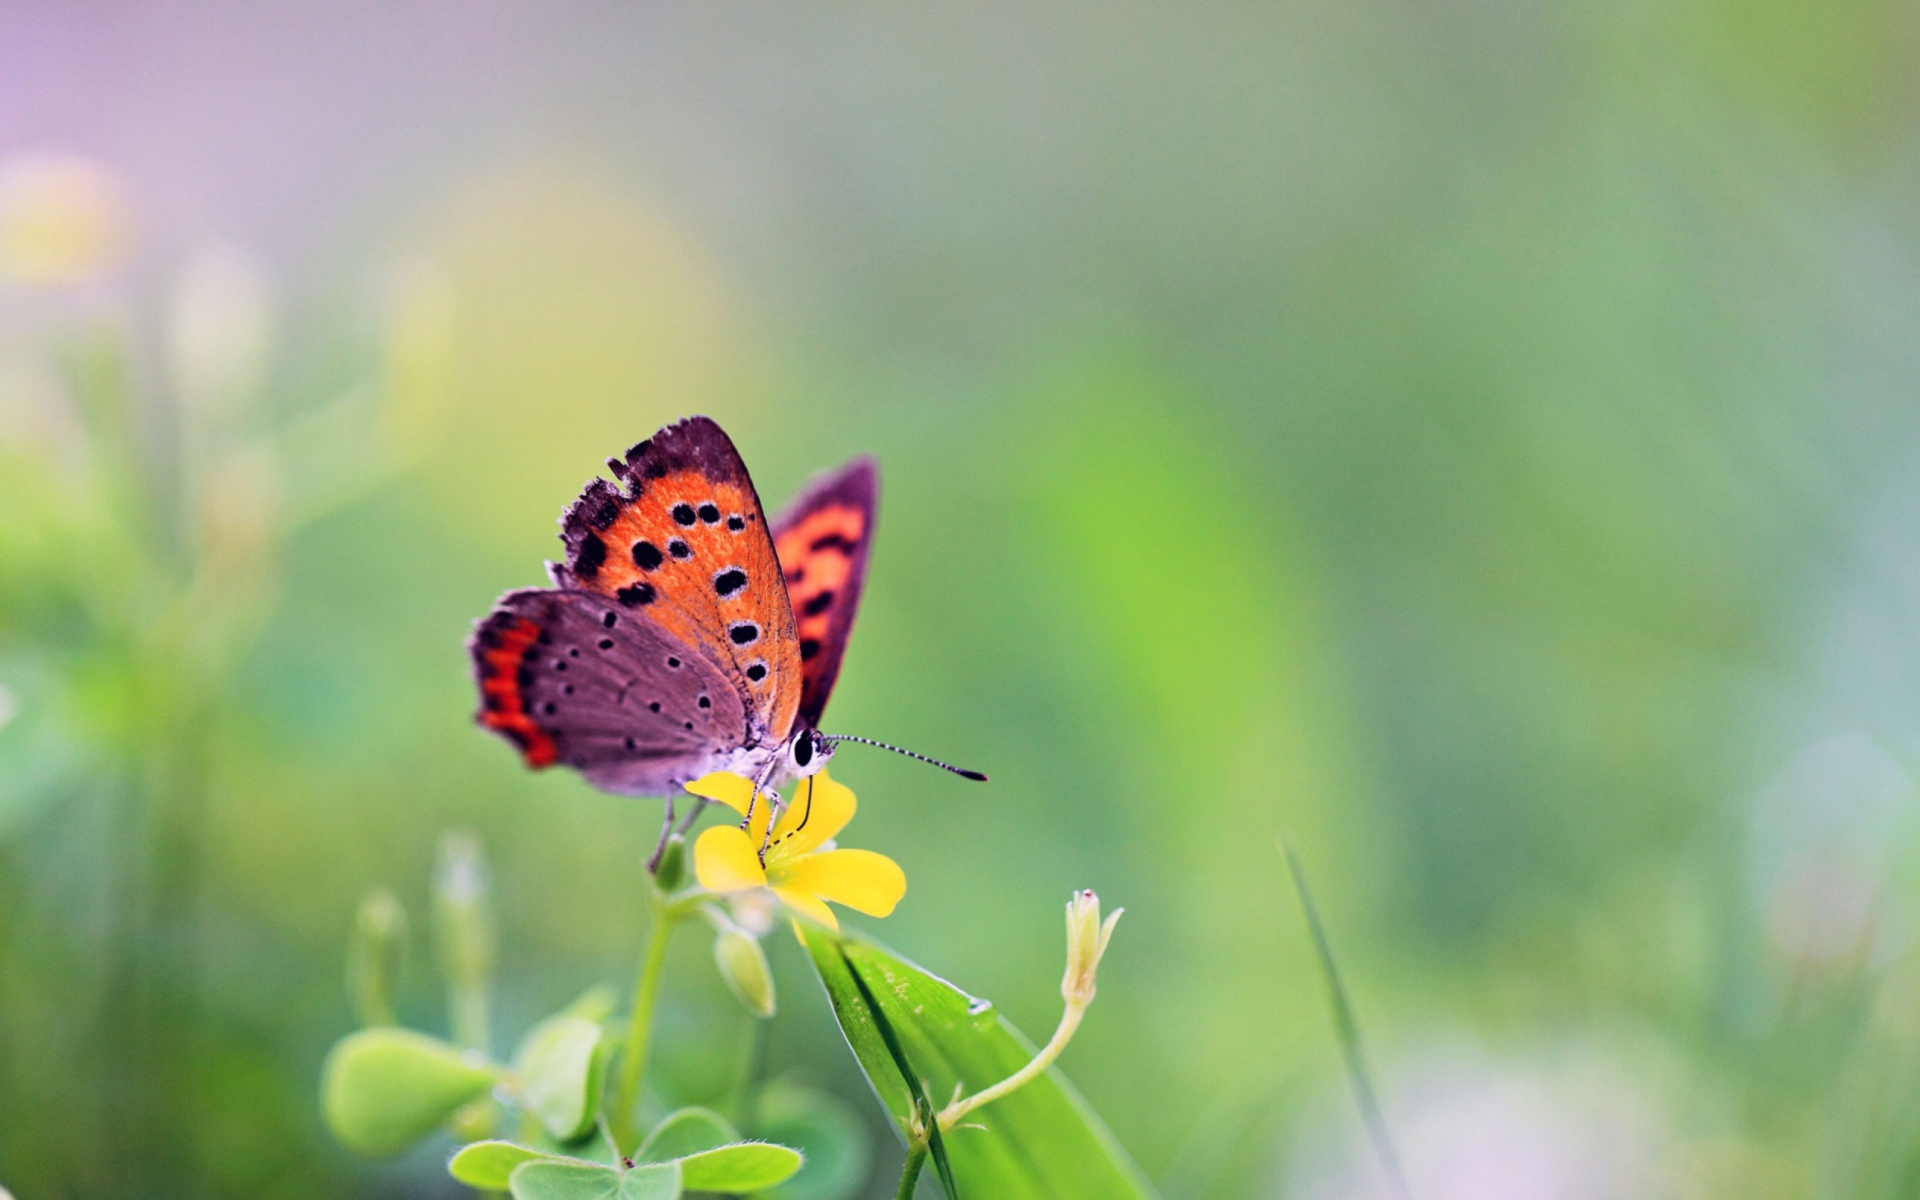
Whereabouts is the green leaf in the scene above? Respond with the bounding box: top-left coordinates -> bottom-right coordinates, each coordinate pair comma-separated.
677,1142 -> 804,1192
754,1084 -> 872,1200
514,1014 -> 607,1141
637,1106 -> 737,1163
802,926 -> 1158,1200
508,1160 -> 681,1200
320,1027 -> 499,1157
835,944 -> 957,1199
528,1122 -> 620,1166
560,984 -> 619,1024
449,1140 -> 552,1190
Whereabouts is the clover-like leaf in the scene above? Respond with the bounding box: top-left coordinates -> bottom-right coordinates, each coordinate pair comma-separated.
508,1159 -> 681,1200
513,1014 -> 607,1141
678,1142 -> 804,1192
636,1106 -> 736,1164
754,1083 -> 872,1200
449,1140 -> 555,1190
321,1027 -> 499,1157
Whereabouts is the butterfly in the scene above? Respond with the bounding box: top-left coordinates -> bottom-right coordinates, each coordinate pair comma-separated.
469,416 -> 979,815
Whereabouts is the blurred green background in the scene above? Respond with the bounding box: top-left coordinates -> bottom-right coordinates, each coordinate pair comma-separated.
7,2 -> 1920,1197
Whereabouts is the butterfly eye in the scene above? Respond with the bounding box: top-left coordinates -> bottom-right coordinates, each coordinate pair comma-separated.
792,730 -> 814,768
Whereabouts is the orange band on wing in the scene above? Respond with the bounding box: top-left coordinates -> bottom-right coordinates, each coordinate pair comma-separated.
775,503 -> 867,665
475,615 -> 559,767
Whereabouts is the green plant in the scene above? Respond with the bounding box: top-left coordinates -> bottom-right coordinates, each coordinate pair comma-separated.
319,773 -> 1153,1199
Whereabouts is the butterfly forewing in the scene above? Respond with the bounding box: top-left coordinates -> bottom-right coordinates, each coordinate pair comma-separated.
771,457 -> 877,728
472,589 -> 748,795
552,417 -> 803,745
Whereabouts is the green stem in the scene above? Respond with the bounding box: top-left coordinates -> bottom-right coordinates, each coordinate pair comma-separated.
613,897 -> 676,1153
895,1142 -> 929,1200
938,999 -> 1086,1131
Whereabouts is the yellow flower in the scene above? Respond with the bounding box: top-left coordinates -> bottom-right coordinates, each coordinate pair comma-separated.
688,770 -> 904,931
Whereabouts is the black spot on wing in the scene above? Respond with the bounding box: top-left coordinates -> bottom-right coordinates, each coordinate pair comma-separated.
697,503 -> 721,524
668,538 -> 691,560
800,639 -> 820,661
726,514 -> 745,532
744,662 -> 768,682
802,590 -> 835,617
633,540 -> 663,570
729,622 -> 760,646
809,532 -> 859,554
616,583 -> 656,607
714,568 -> 747,597
575,533 -> 608,578
672,503 -> 697,526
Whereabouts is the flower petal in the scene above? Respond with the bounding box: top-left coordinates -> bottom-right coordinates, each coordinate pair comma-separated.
765,771 -> 856,867
777,849 -> 905,918
685,772 -> 756,816
771,886 -> 838,931
694,826 -> 767,893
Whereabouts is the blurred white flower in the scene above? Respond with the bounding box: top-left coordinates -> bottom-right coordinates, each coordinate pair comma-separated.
167,241 -> 275,429
726,888 -> 779,939
1287,1047 -> 1663,1200
1745,732 -> 1918,972
0,152 -> 134,285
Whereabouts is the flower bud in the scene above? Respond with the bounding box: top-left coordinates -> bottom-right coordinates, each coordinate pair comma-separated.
346,887 -> 407,1027
434,830 -> 496,1051
1062,890 -> 1122,1007
713,929 -> 777,1019
654,833 -> 687,891
727,889 -> 778,939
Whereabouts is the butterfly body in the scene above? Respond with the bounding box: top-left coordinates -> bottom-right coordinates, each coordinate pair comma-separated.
471,416 -> 876,799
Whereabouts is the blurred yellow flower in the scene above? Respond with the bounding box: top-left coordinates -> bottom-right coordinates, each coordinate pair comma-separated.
0,152 -> 134,285
689,770 -> 904,931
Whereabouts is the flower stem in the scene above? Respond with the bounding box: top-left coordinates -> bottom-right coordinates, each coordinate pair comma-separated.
895,1142 -> 929,1199
938,999 -> 1086,1130
613,896 -> 675,1152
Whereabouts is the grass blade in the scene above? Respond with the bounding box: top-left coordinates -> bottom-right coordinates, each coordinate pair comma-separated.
1280,836 -> 1412,1200
837,943 -> 961,1200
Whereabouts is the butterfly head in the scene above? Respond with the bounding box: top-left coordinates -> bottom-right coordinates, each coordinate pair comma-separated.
787,727 -> 835,780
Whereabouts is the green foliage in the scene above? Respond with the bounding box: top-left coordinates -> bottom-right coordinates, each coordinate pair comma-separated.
449,1140 -> 549,1190
754,1083 -> 872,1200
636,1107 -> 736,1163
677,1142 -> 807,1192
510,1160 -> 681,1200
319,1029 -> 498,1157
512,1014 -> 607,1142
448,1116 -> 801,1199
803,926 -> 1156,1200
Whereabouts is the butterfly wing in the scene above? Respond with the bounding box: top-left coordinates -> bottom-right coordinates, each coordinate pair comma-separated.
549,416 -> 803,747
471,588 -> 749,795
771,457 -> 877,728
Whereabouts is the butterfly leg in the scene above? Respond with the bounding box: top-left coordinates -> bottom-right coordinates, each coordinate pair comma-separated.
757,793 -> 788,866
740,761 -> 779,838
674,798 -> 708,838
646,790 -> 679,875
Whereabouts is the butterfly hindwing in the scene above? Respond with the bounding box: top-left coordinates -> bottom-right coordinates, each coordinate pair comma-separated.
771,457 -> 877,728
551,417 -> 803,746
471,588 -> 749,795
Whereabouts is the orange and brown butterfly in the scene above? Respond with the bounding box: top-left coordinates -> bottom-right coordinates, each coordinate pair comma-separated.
469,416 -> 890,801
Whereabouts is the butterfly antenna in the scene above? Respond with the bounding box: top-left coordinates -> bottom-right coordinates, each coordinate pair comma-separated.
821,735 -> 988,782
